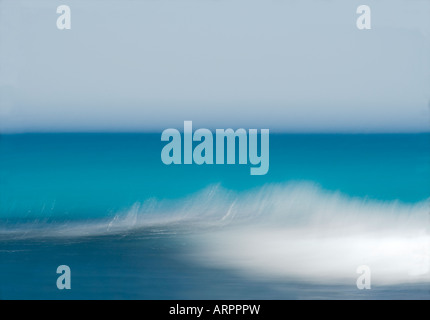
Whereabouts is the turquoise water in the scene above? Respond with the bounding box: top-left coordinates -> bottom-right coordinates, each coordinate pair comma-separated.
0,133 -> 429,299
1,133 -> 429,220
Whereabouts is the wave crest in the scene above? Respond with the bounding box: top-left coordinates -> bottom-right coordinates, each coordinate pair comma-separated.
1,182 -> 429,285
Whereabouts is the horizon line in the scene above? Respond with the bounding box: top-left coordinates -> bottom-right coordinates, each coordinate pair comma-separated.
1,130 -> 429,135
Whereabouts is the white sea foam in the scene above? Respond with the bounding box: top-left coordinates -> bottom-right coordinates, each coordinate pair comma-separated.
185,184 -> 430,286
1,182 -> 428,285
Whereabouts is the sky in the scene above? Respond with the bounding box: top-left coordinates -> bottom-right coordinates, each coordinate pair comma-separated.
0,0 -> 429,133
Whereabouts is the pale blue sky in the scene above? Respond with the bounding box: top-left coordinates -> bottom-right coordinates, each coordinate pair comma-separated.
1,0 -> 429,132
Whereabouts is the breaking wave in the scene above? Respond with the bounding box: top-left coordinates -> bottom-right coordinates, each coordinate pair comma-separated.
1,182 -> 429,285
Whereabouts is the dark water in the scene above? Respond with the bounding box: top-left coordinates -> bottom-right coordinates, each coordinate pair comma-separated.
1,230 -> 429,300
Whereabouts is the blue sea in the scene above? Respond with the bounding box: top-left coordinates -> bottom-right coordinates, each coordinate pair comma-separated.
0,133 -> 429,299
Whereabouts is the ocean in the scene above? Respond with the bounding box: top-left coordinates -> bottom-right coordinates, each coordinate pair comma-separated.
0,133 -> 429,299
